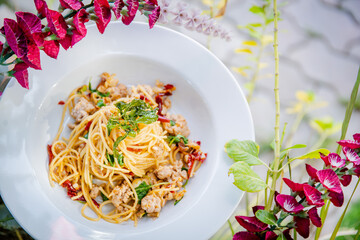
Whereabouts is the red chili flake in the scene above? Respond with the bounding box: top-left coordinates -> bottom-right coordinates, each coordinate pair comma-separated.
196,141 -> 201,146
58,100 -> 65,105
129,172 -> 134,176
47,144 -> 54,164
164,84 -> 174,90
85,120 -> 93,131
92,199 -> 100,208
155,95 -> 163,115
139,94 -> 149,102
157,115 -> 170,123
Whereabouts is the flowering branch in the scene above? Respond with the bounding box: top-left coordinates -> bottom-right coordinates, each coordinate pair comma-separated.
0,0 -> 231,97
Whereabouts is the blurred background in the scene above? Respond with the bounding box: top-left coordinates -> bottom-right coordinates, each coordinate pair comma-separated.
0,0 -> 359,239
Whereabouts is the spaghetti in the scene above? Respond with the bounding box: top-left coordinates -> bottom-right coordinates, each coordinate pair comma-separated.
48,73 -> 207,225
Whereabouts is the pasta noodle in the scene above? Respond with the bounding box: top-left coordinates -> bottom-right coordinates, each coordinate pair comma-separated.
48,73 -> 207,225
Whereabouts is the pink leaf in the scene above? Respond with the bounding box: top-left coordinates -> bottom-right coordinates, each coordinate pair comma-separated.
0,41 -> 3,53
46,9 -> 68,39
275,194 -> 304,213
294,216 -> 310,238
283,178 -> 305,192
31,32 -> 45,47
337,140 -> 360,149
148,6 -> 160,29
329,191 -> 344,207
145,0 -> 158,5
34,0 -> 48,18
3,18 -> 27,58
94,0 -> 112,34
317,169 -> 342,193
339,168 -> 352,187
71,29 -> 85,46
353,133 -> 360,142
73,9 -> 89,36
59,34 -> 72,50
303,184 -> 324,207
342,147 -> 360,165
308,207 -> 322,227
15,12 -> 42,37
306,164 -> 319,182
42,40 -> 60,59
59,0 -> 83,10
235,216 -> 268,232
252,205 -> 265,215
354,165 -> 360,177
112,0 -> 125,19
233,232 -> 260,240
121,0 -> 139,25
328,153 -> 346,168
21,42 -> 41,70
265,231 -> 278,240
282,229 -> 293,240
320,153 -> 330,166
12,62 -> 29,89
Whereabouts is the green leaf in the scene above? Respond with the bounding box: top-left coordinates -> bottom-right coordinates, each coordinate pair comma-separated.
170,120 -> 176,126
249,5 -> 265,15
97,99 -> 106,107
282,144 -> 307,152
0,205 -> 20,230
135,181 -> 152,203
255,210 -> 277,225
228,161 -> 267,192
276,234 -> 286,240
167,134 -> 188,145
174,196 -> 184,205
225,140 -> 264,166
291,148 -> 330,160
100,192 -> 109,202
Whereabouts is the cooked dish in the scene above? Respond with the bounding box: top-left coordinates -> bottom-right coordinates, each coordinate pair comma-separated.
48,73 -> 207,224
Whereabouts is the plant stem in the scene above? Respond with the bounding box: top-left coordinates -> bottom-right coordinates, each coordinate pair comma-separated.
330,177 -> 360,240
266,0 -> 280,210
228,219 -> 235,236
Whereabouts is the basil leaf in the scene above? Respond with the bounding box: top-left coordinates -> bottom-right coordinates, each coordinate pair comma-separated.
174,196 -> 184,206
135,181 -> 152,203
100,192 -> 109,202
88,81 -> 110,98
106,151 -> 115,166
170,120 -> 176,126
97,99 -> 106,108
84,133 -> 89,139
167,135 -> 188,145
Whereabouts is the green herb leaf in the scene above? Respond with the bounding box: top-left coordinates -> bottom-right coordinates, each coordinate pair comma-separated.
225,139 -> 264,166
255,210 -> 277,225
167,134 -> 188,145
100,192 -> 109,202
88,81 -> 110,98
228,161 -> 267,192
84,133 -> 89,139
106,151 -> 115,166
170,120 -> 176,126
174,196 -> 184,206
135,181 -> 152,203
97,99 -> 106,108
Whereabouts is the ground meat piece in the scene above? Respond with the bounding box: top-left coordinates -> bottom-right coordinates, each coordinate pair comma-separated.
107,83 -> 128,100
71,97 -> 96,122
151,145 -> 164,159
110,183 -> 133,211
154,165 -> 173,180
141,194 -> 162,213
161,97 -> 171,115
162,114 -> 190,137
90,185 -> 100,199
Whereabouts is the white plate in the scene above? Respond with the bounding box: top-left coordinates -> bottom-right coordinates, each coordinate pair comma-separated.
0,22 -> 254,240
